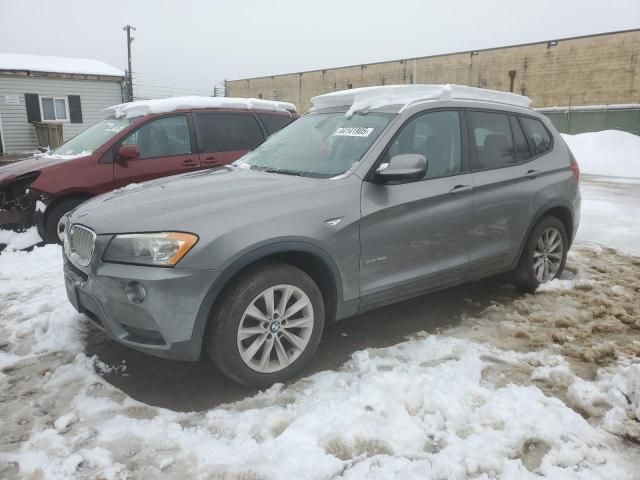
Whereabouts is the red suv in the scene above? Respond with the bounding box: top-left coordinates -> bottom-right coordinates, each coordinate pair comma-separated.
0,97 -> 297,243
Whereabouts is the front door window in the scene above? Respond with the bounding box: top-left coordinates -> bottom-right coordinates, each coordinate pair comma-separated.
122,115 -> 192,159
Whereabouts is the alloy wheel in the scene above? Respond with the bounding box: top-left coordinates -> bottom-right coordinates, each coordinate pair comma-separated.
533,227 -> 564,282
236,284 -> 314,373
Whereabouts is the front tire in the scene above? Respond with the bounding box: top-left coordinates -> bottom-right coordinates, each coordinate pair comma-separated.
514,215 -> 568,293
44,197 -> 88,244
207,262 -> 325,387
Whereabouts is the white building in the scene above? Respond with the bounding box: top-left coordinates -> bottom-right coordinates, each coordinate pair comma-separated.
0,53 -> 125,155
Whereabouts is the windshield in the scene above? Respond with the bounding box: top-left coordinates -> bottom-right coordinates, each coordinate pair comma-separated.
52,117 -> 132,156
238,111 -> 392,178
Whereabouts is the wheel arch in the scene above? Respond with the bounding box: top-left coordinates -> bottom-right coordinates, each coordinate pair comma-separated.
192,241 -> 344,359
514,200 -> 575,269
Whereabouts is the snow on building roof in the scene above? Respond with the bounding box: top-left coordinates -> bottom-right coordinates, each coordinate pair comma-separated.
311,84 -> 532,117
105,96 -> 297,119
0,53 -> 124,77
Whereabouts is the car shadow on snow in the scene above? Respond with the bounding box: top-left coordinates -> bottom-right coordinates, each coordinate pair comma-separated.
81,277 -> 517,412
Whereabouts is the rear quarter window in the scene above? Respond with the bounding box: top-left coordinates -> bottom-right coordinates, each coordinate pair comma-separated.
257,113 -> 295,136
521,117 -> 553,156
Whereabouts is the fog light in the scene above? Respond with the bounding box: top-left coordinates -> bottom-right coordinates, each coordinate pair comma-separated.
125,281 -> 146,304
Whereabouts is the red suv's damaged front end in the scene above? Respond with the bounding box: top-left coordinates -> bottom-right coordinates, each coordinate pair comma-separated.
0,154 -> 97,228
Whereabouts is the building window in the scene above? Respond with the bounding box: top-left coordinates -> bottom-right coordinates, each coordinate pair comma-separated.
40,96 -> 68,121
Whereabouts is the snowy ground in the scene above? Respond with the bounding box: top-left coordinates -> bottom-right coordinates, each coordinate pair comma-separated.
1,243 -> 639,479
1,157 -> 639,477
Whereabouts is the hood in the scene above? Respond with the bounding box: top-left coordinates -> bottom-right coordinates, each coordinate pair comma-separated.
0,155 -> 89,186
71,166 -> 325,234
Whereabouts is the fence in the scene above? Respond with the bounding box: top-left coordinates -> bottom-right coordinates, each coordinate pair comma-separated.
538,104 -> 640,136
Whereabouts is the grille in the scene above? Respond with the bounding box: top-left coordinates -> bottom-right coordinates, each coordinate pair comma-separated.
68,225 -> 96,267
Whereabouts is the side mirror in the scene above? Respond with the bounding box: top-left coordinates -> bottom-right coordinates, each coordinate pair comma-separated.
117,144 -> 140,161
376,154 -> 427,182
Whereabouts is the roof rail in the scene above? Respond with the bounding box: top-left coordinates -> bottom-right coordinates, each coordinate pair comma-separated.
311,84 -> 532,117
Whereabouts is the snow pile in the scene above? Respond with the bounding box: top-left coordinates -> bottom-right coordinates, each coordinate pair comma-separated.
106,96 -> 297,119
311,84 -> 531,117
0,53 -> 124,77
562,130 -> 640,178
0,226 -> 42,250
1,246 -> 639,478
568,361 -> 640,442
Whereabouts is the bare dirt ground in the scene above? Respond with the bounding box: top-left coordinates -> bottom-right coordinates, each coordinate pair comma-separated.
454,245 -> 640,443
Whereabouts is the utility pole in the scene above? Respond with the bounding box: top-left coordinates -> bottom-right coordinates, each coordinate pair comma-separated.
123,25 -> 136,102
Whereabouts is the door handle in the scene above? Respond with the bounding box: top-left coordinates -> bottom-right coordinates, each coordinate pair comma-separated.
525,169 -> 540,179
449,184 -> 473,194
204,156 -> 222,165
182,159 -> 197,167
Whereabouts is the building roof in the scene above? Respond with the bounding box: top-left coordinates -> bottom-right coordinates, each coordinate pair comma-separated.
0,53 -> 125,77
105,96 -> 297,119
311,84 -> 532,117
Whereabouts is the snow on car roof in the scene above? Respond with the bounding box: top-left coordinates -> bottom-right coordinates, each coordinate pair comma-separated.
0,53 -> 124,77
311,84 -> 532,117
105,96 -> 297,119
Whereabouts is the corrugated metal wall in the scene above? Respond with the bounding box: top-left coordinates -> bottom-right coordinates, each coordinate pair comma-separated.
0,76 -> 123,154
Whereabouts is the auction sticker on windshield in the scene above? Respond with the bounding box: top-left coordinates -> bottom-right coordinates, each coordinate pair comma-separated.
333,127 -> 374,137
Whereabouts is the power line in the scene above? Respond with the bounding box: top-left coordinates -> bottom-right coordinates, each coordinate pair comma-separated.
135,84 -> 212,95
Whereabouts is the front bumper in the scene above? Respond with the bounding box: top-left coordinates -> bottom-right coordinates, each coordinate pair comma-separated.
63,233 -> 220,361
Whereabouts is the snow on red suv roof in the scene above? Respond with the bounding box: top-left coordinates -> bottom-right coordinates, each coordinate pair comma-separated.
105,96 -> 297,119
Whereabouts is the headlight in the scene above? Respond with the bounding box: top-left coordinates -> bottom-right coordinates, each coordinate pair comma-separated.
103,232 -> 199,266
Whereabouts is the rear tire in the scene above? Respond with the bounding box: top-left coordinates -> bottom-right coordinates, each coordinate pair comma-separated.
44,197 -> 88,244
207,262 -> 325,387
513,215 -> 568,293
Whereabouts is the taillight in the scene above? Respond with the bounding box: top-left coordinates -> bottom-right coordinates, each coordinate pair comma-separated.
571,159 -> 580,181
567,146 -> 580,181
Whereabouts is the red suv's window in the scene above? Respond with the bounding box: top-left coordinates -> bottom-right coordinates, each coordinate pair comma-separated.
257,113 -> 295,136
195,113 -> 264,153
121,115 -> 192,159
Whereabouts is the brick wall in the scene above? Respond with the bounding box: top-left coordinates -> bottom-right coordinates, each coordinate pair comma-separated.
228,29 -> 640,112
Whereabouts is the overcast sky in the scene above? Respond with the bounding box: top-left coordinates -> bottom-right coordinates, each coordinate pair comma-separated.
1,0 -> 639,98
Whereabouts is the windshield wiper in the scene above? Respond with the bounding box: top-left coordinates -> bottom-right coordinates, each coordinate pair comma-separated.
256,167 -> 304,177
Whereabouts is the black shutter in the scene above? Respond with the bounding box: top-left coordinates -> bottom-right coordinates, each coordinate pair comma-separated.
68,95 -> 83,123
24,94 -> 41,123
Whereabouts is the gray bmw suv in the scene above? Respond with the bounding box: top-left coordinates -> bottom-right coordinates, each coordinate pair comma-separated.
63,85 -> 581,387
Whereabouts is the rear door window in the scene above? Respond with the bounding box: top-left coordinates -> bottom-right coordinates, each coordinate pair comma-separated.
257,113 -> 295,136
521,117 -> 553,156
468,111 -> 515,170
195,113 -> 264,153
